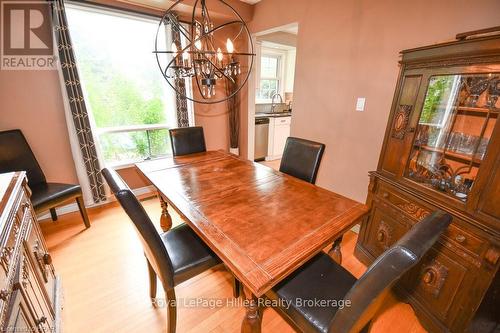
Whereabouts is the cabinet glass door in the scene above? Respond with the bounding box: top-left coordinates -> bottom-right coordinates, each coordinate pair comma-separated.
406,73 -> 499,202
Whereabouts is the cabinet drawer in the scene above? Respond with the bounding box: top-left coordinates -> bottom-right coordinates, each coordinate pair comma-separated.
13,248 -> 55,332
363,205 -> 409,258
3,289 -> 37,332
444,224 -> 485,258
402,246 -> 467,322
376,183 -> 431,221
275,117 -> 291,125
375,183 -> 487,258
24,222 -> 55,307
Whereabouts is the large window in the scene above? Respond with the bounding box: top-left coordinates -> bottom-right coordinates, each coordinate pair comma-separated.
257,54 -> 281,101
66,5 -> 187,166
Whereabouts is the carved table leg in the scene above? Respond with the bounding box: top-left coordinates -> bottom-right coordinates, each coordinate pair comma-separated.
241,287 -> 261,333
158,194 -> 173,232
328,236 -> 343,264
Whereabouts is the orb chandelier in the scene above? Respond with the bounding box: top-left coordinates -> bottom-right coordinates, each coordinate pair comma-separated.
154,0 -> 255,104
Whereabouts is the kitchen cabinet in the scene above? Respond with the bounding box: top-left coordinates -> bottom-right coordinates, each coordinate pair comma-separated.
267,116 -> 291,160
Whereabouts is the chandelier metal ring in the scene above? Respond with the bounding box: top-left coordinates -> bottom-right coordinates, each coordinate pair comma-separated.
154,0 -> 255,104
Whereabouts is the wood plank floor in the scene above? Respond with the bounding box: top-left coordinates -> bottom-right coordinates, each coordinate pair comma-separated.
39,197 -> 427,333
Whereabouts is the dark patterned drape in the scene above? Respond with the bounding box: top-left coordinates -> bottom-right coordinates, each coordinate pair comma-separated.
50,0 -> 106,203
168,13 -> 190,127
174,78 -> 190,127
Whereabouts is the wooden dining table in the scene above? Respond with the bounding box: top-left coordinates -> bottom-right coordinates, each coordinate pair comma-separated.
136,150 -> 368,332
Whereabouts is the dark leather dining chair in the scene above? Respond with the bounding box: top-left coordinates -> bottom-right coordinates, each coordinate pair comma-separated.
169,126 -> 207,156
266,210 -> 452,333
279,137 -> 326,184
0,129 -> 90,228
101,168 -> 221,333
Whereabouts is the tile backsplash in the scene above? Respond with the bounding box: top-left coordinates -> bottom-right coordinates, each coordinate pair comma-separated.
255,103 -> 290,113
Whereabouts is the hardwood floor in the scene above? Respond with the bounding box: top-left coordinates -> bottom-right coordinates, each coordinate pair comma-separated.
259,159 -> 281,170
39,197 -> 427,333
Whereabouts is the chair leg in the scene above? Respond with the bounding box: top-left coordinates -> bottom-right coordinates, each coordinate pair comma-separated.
361,319 -> 374,332
76,195 -> 91,228
328,236 -> 343,264
233,275 -> 241,298
147,259 -> 157,302
166,289 -> 177,333
49,208 -> 58,221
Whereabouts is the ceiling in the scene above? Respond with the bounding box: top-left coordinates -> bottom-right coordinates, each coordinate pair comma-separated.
115,0 -> 255,21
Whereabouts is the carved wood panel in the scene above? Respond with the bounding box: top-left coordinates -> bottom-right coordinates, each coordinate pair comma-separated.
392,104 -> 413,139
376,220 -> 393,250
419,259 -> 449,298
396,202 -> 431,221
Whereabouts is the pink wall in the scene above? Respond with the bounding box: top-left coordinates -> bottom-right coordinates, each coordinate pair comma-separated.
248,0 -> 500,202
0,0 -> 78,184
0,69 -> 79,184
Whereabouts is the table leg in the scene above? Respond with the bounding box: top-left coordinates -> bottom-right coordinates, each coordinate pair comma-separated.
241,287 -> 261,333
328,236 -> 343,264
159,194 -> 173,232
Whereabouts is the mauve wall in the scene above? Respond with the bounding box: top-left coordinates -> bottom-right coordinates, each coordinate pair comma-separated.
0,69 -> 79,184
0,0 -> 78,184
248,0 -> 500,202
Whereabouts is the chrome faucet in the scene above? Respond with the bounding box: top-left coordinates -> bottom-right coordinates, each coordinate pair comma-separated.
271,93 -> 283,113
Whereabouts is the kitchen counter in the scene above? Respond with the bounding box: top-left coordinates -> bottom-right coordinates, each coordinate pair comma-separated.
255,112 -> 292,118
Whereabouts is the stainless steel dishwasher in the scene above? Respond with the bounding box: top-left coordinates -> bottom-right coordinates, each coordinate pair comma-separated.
254,117 -> 269,161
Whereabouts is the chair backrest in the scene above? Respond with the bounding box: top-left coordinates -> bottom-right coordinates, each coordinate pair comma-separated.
279,137 -> 325,184
101,168 -> 175,289
169,126 -> 207,157
0,129 -> 46,186
328,210 -> 452,333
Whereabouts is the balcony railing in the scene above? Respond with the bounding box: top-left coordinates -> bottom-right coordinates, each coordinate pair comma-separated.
96,124 -> 172,166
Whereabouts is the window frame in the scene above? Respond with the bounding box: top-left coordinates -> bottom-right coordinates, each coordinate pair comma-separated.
256,48 -> 286,104
66,2 -> 194,168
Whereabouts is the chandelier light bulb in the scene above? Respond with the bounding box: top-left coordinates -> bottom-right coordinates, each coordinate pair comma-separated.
217,48 -> 223,61
171,42 -> 178,56
182,50 -> 190,67
195,36 -> 202,50
226,38 -> 234,54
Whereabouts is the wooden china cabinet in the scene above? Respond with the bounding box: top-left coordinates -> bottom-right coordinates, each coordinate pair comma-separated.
355,29 -> 500,332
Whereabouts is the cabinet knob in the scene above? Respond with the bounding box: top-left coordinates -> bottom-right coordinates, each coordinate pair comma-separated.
423,270 -> 435,284
455,234 -> 466,243
485,247 -> 500,266
0,289 -> 9,301
43,253 -> 52,265
36,316 -> 47,326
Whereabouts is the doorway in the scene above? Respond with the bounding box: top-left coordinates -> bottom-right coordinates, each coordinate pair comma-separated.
247,23 -> 298,165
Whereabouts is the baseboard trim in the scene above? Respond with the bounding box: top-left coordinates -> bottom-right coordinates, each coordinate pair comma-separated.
133,185 -> 156,198
37,185 -> 156,220
265,155 -> 281,161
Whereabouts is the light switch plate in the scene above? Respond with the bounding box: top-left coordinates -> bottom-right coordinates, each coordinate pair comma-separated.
356,97 -> 366,112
